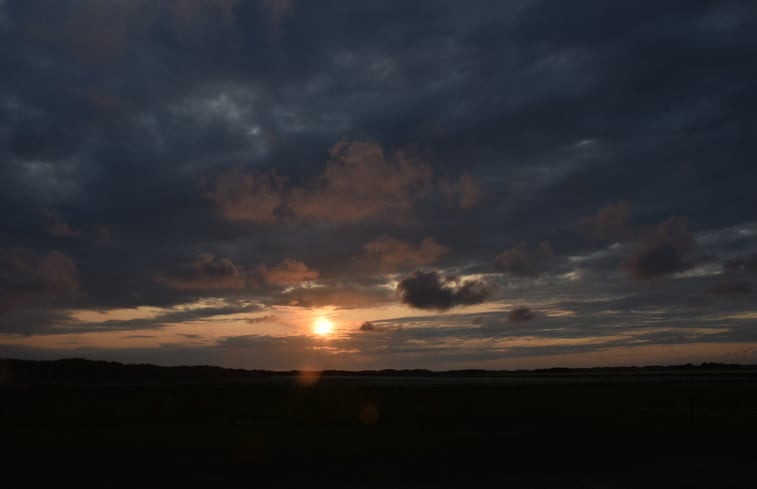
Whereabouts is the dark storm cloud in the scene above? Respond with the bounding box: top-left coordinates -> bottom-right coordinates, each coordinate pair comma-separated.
623,216 -> 697,280
397,270 -> 492,311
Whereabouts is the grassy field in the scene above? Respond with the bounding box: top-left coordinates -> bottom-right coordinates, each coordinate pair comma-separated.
2,360 -> 756,487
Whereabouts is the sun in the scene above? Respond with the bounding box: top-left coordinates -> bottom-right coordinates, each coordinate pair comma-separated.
313,317 -> 334,336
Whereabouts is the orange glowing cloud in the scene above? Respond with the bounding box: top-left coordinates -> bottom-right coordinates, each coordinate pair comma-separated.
358,235 -> 449,271
205,140 -> 480,226
204,170 -> 285,223
259,258 -> 319,286
289,140 -> 432,224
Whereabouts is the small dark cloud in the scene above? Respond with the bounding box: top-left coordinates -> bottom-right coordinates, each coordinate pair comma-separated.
359,321 -> 377,332
579,200 -> 632,242
494,242 -> 535,276
508,307 -> 535,322
724,253 -> 757,274
707,281 -> 752,295
397,270 -> 492,311
623,216 -> 696,281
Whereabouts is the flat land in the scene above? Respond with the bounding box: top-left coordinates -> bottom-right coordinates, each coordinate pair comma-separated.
2,360 -> 756,487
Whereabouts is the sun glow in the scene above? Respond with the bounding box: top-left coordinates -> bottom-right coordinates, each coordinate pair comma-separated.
313,317 -> 334,336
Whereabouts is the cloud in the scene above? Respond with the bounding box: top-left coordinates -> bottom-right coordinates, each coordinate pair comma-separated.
724,253 -> 757,274
0,0 -> 7,28
2,1 -> 757,368
247,315 -> 277,324
358,235 -> 449,271
441,174 -> 481,209
258,0 -> 294,34
56,0 -> 141,66
93,226 -> 111,246
397,270 -> 492,311
0,248 -> 80,311
278,284 -> 392,309
205,140 -> 479,226
203,170 -> 285,223
508,306 -> 534,322
359,321 -> 377,332
623,216 -> 696,280
579,200 -> 632,241
40,0 -> 240,67
707,281 -> 752,295
494,242 -> 535,276
39,208 -> 81,237
167,0 -> 239,29
155,253 -> 246,290
259,258 -> 318,286
539,240 -> 554,257
289,140 -> 432,224
578,200 -> 633,241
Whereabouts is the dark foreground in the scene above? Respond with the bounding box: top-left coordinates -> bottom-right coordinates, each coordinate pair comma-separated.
2,360 -> 757,488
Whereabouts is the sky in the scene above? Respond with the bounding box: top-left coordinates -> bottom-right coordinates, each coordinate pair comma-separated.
1,0 -> 756,370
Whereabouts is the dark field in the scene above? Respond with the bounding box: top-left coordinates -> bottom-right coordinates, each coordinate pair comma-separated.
2,360 -> 756,488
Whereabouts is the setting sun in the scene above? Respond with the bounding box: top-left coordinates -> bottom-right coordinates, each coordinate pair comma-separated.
313,317 -> 334,336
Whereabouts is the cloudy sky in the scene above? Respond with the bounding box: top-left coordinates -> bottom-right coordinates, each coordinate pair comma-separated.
1,0 -> 756,370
